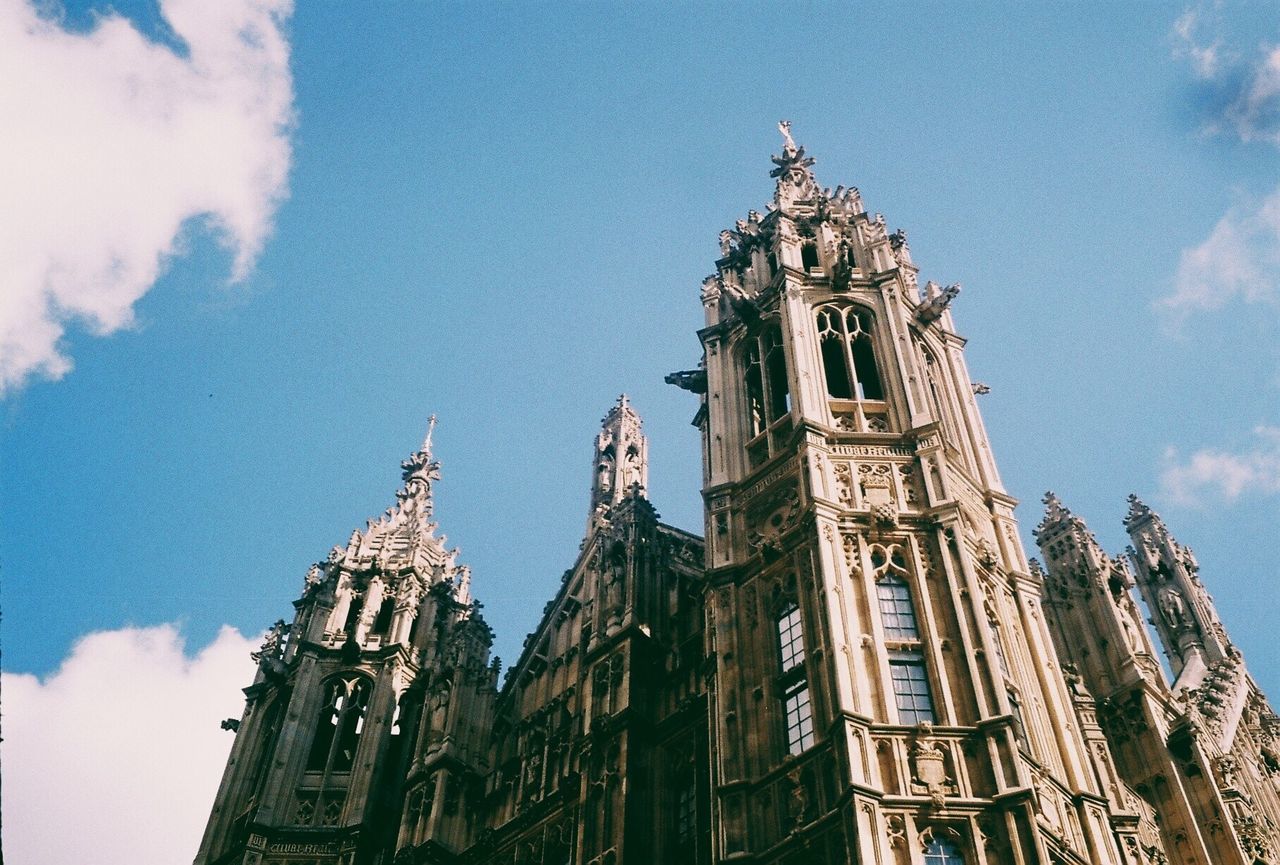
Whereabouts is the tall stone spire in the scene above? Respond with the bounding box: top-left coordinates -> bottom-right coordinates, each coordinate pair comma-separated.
588,394 -> 648,532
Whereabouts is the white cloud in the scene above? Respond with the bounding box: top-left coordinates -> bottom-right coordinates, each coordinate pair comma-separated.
0,0 -> 294,395
2,624 -> 260,865
1173,8 -> 1223,79
1225,44 -> 1280,145
1159,425 -> 1280,504
1160,187 -> 1280,317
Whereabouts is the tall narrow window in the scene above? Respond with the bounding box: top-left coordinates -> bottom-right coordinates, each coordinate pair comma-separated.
873,543 -> 937,725
742,322 -> 791,457
801,242 -> 820,270
815,304 -> 883,401
777,604 -> 806,672
923,836 -> 965,865
783,681 -> 815,754
889,653 -> 936,725
776,600 -> 814,755
876,576 -> 921,641
745,342 -> 765,437
762,327 -> 790,421
675,771 -> 697,847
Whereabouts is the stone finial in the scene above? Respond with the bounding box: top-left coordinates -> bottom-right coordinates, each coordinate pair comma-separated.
1034,491 -> 1073,539
778,119 -> 797,153
769,121 -> 818,206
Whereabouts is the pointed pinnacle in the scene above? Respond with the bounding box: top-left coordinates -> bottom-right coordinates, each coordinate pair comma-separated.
1124,493 -> 1154,529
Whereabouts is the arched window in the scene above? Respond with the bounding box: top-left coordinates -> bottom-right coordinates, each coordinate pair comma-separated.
815,305 -> 883,401
923,836 -> 965,865
306,677 -> 371,772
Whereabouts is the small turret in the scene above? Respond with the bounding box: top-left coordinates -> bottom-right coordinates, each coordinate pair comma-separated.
588,395 -> 648,533
1124,494 -> 1231,692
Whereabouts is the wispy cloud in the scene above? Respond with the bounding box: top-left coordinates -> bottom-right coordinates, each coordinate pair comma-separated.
1160,425 -> 1280,504
1160,187 -> 1280,318
1161,6 -> 1280,321
1174,7 -> 1224,80
2,624 -> 259,865
0,0 -> 294,396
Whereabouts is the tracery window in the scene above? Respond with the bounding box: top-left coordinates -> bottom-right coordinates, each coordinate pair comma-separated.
815,305 -> 883,401
306,676 -> 371,772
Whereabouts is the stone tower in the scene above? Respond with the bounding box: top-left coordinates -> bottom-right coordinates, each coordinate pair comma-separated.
667,121 -> 1163,863
194,422 -> 500,865
196,124 -> 1279,865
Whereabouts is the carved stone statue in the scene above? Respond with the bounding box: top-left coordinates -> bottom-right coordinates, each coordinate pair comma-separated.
1159,587 -> 1191,630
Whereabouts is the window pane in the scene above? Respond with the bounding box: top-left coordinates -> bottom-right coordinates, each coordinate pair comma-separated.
923,837 -> 965,865
783,684 -> 815,755
777,605 -> 805,673
877,577 -> 921,641
890,656 -> 936,725
765,337 -> 790,420
852,335 -> 883,400
820,334 -> 853,399
745,345 -> 765,437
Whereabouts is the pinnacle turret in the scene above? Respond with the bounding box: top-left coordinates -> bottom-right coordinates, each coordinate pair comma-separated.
587,395 -> 648,532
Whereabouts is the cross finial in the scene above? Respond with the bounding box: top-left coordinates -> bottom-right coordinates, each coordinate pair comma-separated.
423,414 -> 438,452
778,119 -> 796,152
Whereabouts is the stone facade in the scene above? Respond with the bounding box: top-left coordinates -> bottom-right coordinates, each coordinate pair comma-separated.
195,125 -> 1279,865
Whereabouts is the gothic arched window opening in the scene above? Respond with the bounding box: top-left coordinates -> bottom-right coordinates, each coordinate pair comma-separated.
372,596 -> 395,636
743,322 -> 792,466
801,241 -> 820,270
306,676 -> 371,773
815,305 -> 884,403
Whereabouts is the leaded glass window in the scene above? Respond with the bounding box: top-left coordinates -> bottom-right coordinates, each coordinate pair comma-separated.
877,575 -> 921,642
890,652 -> 936,725
783,682 -> 815,755
777,604 -> 805,673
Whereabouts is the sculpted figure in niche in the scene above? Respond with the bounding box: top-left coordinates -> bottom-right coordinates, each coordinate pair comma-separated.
623,447 -> 641,490
1159,587 -> 1191,630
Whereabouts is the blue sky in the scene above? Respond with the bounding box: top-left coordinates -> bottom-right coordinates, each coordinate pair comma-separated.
2,9 -> 1279,854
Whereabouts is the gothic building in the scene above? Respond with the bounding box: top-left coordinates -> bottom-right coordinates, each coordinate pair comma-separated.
195,125 -> 1280,865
